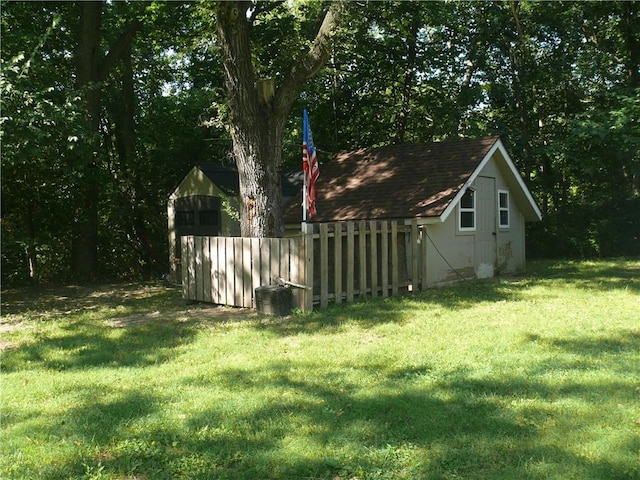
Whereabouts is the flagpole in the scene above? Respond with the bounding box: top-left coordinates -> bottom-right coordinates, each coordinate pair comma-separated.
302,182 -> 308,223
302,109 -> 308,224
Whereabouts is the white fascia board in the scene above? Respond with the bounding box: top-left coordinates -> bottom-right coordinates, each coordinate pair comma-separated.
439,142 -> 496,223
493,140 -> 542,221
439,139 -> 542,223
168,165 -> 200,200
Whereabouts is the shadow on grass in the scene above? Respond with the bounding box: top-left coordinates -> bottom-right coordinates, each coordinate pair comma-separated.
526,258 -> 640,292
253,258 -> 639,338
43,355 -> 637,480
1,317 -> 201,372
3,261 -> 639,479
526,329 -> 640,357
1,281 -> 182,317
5,339 -> 637,479
3,385 -> 162,480
0,282 -> 201,372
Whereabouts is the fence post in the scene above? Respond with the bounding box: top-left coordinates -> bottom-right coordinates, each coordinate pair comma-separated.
182,236 -> 196,301
319,223 -> 329,308
411,219 -> 419,292
421,225 -> 429,291
302,222 -> 314,312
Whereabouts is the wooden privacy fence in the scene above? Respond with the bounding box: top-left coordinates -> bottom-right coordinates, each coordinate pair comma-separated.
181,219 -> 430,312
181,236 -> 306,309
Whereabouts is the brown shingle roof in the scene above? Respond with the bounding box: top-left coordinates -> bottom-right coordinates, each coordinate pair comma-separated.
285,136 -> 500,223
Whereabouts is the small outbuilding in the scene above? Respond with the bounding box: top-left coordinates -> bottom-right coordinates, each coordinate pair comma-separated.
168,163 -> 303,283
285,136 -> 542,285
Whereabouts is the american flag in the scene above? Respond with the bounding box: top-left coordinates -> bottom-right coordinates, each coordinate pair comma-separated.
302,109 -> 319,218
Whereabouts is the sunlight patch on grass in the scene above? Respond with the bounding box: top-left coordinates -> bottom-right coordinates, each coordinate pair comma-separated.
1,261 -> 639,479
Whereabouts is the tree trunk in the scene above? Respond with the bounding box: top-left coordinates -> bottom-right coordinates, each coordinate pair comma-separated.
71,0 -> 101,281
233,116 -> 287,237
72,2 -> 148,280
394,13 -> 419,144
622,1 -> 640,196
216,1 -> 343,237
114,43 -> 163,274
25,197 -> 37,282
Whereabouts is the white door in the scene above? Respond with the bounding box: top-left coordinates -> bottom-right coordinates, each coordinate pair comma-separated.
475,176 -> 496,278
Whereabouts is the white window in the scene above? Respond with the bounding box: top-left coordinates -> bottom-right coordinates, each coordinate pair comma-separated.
459,188 -> 476,231
498,189 -> 510,228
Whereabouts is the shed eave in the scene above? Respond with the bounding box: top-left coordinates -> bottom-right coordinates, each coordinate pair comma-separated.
403,216 -> 442,225
439,138 -> 542,223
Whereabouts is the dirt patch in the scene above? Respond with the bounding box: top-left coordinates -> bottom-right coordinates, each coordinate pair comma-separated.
0,322 -> 27,333
109,311 -> 163,328
108,304 -> 253,328
0,340 -> 19,352
186,305 -> 253,321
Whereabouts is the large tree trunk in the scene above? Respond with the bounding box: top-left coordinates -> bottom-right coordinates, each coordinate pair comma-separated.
72,2 -> 148,280
216,1 -> 343,237
113,43 -> 161,274
232,108 -> 287,237
72,1 -> 101,280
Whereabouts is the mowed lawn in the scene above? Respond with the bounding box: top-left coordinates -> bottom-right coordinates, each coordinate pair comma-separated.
1,259 -> 639,480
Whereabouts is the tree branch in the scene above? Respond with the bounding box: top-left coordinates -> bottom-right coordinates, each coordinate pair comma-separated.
248,0 -> 285,26
98,1 -> 152,81
274,0 -> 345,114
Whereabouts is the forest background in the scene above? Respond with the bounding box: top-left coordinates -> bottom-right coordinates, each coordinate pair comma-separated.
2,0 -> 638,285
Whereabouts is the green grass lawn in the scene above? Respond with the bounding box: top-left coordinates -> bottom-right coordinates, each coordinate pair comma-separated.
1,259 -> 639,480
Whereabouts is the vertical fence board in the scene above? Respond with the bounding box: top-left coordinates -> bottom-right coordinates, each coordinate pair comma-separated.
381,221 -> 389,297
334,223 -> 343,304
320,223 -> 329,308
391,222 -> 399,296
211,237 -> 220,304
233,238 -> 242,307
259,239 -> 270,287
411,219 -> 419,292
218,237 -> 227,305
214,237 -> 222,306
370,221 -> 378,298
241,238 -> 252,307
280,238 -> 290,286
251,238 -> 261,306
421,226 -> 429,291
289,237 -> 302,310
346,222 -> 355,302
181,236 -> 188,299
358,220 -> 367,298
194,237 -> 203,301
224,237 -> 235,305
269,238 -> 280,284
202,237 -> 212,303
185,236 -> 196,300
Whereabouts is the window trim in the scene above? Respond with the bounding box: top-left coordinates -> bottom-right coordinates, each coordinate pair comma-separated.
458,188 -> 476,232
498,189 -> 510,229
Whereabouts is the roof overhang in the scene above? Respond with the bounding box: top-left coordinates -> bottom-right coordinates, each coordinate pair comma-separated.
439,138 -> 542,223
